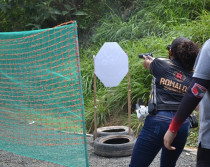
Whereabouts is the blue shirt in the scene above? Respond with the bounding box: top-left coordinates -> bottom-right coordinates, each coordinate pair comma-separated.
193,39 -> 210,149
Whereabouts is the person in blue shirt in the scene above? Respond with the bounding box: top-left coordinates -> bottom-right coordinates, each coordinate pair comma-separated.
164,39 -> 210,167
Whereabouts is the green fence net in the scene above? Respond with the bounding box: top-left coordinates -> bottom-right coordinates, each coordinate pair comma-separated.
0,21 -> 89,167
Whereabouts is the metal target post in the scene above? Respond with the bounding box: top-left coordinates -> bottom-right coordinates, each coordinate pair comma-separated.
93,55 -> 97,139
127,71 -> 131,135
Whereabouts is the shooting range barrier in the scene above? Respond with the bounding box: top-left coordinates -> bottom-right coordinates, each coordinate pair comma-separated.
0,21 -> 89,167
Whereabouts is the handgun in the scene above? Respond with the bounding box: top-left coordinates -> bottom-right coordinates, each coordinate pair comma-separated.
139,53 -> 153,59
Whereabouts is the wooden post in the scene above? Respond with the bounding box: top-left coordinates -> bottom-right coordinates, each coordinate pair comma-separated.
127,71 -> 131,135
93,56 -> 97,139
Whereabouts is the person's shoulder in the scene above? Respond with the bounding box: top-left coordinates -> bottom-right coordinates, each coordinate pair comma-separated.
199,39 -> 210,57
150,57 -> 170,75
153,57 -> 170,64
155,57 -> 168,61
201,39 -> 210,50
150,57 -> 170,70
203,39 -> 210,46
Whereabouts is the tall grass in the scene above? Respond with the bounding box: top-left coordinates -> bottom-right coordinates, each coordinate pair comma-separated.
90,0 -> 209,44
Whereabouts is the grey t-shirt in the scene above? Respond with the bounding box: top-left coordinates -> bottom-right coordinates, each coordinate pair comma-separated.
193,39 -> 210,149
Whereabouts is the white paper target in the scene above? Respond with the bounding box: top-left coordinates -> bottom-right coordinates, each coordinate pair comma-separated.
94,42 -> 128,87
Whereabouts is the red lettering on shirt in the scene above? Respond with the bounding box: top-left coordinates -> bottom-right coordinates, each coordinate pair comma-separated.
176,73 -> 183,80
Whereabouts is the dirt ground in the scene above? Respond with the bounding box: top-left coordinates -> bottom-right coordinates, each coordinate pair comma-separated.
0,135 -> 197,167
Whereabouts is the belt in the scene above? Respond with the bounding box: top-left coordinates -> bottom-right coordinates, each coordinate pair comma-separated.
157,104 -> 179,111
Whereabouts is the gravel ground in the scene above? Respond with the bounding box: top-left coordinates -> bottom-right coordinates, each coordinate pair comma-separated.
0,135 -> 197,167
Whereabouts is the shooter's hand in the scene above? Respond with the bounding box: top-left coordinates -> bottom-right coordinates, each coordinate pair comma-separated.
142,55 -> 154,69
164,129 -> 177,150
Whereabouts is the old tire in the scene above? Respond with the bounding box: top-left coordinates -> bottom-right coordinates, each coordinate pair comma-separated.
93,126 -> 134,139
94,135 -> 136,157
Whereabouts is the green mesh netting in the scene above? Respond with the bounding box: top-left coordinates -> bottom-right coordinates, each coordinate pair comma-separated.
0,21 -> 89,167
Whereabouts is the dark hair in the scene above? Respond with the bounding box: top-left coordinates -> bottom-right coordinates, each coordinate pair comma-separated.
171,37 -> 199,71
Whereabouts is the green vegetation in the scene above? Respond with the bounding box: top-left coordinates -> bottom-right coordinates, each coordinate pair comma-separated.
1,0 -> 210,147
